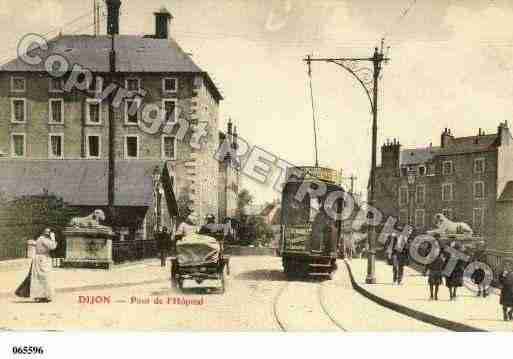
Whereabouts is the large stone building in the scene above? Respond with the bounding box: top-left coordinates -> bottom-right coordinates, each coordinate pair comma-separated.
0,2 -> 232,241
374,123 -> 513,242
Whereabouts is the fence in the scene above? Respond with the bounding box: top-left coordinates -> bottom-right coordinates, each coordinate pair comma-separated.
112,240 -> 159,264
0,242 -> 27,261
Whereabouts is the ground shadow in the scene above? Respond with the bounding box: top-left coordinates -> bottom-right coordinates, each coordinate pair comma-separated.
235,269 -> 288,282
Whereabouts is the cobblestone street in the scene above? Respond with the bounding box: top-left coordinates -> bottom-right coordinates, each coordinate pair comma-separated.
0,256 -> 447,331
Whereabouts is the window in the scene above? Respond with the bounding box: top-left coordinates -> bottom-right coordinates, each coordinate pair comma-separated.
474,181 -> 485,199
49,78 -> 64,92
86,99 -> 102,124
442,208 -> 453,220
163,77 -> 178,93
474,158 -> 485,174
473,208 -> 484,233
418,165 -> 426,176
11,77 -> 26,92
162,136 -> 176,159
87,76 -> 103,94
125,136 -> 139,159
86,135 -> 101,158
126,78 -> 140,92
399,186 -> 408,206
49,99 -> 64,124
49,134 -> 63,158
416,185 -> 425,204
399,210 -> 408,225
442,160 -> 453,175
124,99 -> 141,125
415,209 -> 425,228
162,99 -> 176,124
11,133 -> 25,157
11,98 -> 26,123
400,167 -> 407,177
442,183 -> 453,201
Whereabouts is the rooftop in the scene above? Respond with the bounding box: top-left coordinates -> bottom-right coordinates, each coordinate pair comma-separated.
1,34 -> 222,101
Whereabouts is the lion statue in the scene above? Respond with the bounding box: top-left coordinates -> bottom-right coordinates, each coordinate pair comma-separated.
427,213 -> 473,235
69,209 -> 107,228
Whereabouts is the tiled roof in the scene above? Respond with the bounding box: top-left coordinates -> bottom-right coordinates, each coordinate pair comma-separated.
437,134 -> 498,156
400,147 -> 438,166
0,160 -> 165,207
1,35 -> 222,100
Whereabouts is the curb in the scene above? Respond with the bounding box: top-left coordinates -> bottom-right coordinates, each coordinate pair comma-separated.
343,260 -> 486,332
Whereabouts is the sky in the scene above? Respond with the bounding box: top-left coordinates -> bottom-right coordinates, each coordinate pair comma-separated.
2,0 -> 513,205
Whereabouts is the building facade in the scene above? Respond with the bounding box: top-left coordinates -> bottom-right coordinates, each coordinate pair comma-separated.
218,120 -> 241,222
0,2 -> 229,240
374,123 -> 513,242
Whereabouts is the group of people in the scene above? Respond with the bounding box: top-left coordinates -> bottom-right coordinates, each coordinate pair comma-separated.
384,232 -> 513,321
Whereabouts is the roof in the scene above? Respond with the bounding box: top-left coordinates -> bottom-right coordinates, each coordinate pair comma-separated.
400,147 -> 438,166
437,134 -> 498,156
0,160 -> 166,207
1,35 -> 222,101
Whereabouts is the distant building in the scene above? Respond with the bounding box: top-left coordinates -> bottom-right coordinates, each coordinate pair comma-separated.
218,119 -> 241,222
0,2 -> 230,242
374,123 -> 513,242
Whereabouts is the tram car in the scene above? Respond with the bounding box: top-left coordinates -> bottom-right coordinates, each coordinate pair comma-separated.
279,166 -> 344,278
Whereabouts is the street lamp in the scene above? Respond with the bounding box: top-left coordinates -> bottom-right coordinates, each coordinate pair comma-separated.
304,41 -> 389,284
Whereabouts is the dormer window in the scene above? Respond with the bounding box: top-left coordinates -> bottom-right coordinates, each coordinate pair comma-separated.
163,77 -> 178,93
11,77 -> 26,92
126,78 -> 140,92
442,160 -> 453,175
418,165 -> 426,176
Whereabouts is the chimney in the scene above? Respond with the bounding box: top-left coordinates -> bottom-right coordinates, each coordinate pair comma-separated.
106,0 -> 121,35
154,7 -> 173,39
441,128 -> 454,148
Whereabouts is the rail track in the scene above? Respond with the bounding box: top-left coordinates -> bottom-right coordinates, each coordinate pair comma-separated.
272,279 -> 347,332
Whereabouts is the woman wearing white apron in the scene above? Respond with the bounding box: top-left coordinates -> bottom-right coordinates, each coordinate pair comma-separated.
31,228 -> 57,303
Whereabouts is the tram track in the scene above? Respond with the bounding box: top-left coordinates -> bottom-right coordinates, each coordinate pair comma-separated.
272,279 -> 347,332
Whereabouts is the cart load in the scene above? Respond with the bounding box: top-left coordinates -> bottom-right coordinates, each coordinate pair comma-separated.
176,234 -> 221,266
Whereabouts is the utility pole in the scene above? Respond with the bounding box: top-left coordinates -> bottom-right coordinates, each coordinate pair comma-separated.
304,40 -> 389,284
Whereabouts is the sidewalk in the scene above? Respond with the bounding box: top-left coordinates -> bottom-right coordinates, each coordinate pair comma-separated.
347,258 -> 513,331
0,258 -> 170,298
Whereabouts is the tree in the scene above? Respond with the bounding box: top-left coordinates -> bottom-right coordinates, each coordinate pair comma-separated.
236,188 -> 253,219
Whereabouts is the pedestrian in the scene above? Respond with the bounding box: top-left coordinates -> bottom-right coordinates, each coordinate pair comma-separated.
156,227 -> 170,267
499,270 -> 513,321
470,247 -> 488,297
427,248 -> 445,301
15,228 -> 57,303
444,241 -> 465,300
386,233 -> 408,285
199,214 -> 218,236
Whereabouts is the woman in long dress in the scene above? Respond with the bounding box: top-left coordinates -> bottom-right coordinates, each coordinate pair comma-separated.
30,228 -> 57,303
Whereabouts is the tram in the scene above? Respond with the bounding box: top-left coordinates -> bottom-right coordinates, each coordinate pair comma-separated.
279,166 -> 344,279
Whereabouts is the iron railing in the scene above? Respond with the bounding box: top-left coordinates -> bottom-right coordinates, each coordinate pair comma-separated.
112,240 -> 159,264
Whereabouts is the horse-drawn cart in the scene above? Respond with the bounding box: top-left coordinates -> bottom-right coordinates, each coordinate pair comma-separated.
171,234 -> 230,293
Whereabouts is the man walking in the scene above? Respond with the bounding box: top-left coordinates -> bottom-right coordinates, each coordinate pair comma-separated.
386,233 -> 408,285
156,227 -> 170,267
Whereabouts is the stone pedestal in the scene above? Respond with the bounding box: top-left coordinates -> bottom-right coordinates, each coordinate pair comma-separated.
62,227 -> 115,269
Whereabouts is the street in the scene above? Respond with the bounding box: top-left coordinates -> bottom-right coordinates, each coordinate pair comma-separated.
0,256 -> 442,331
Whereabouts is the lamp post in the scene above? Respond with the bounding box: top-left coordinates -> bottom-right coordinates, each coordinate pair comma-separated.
304,41 -> 389,284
